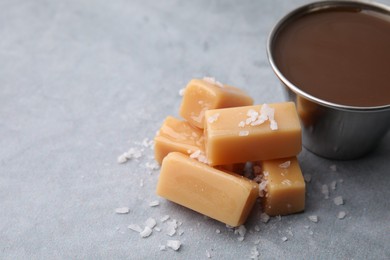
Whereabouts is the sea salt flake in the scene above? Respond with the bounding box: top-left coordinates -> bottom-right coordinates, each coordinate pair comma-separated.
159,245 -> 167,251
145,161 -> 160,171
260,213 -> 270,223
207,113 -> 220,123
160,215 -> 170,222
115,207 -> 130,214
234,225 -> 247,238
117,154 -> 128,164
321,184 -> 329,199
270,120 -> 278,130
239,131 -> 249,136
337,211 -> 347,219
179,88 -> 185,96
281,179 -> 292,186
149,200 -> 160,207
140,226 -> 153,238
215,229 -> 221,234
203,76 -> 224,88
281,236 -> 288,242
238,121 -> 245,127
206,250 -> 211,258
145,218 -> 157,229
330,181 -> 337,190
250,246 -> 260,259
308,215 -> 318,223
167,240 -> 181,251
279,161 -> 291,169
128,224 -> 143,233
334,196 -> 344,206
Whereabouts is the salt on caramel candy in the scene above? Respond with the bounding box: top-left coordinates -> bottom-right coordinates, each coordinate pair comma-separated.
204,102 -> 302,166
179,78 -> 253,129
156,152 -> 259,227
154,116 -> 204,164
261,157 -> 305,216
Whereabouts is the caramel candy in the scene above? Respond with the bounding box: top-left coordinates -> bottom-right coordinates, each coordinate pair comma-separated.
156,152 -> 259,227
261,157 -> 305,216
204,102 -> 302,166
179,78 -> 253,129
154,116 -> 204,164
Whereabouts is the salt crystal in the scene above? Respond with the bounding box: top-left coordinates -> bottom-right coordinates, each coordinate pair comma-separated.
208,113 -> 220,123
145,218 -> 157,229
281,236 -> 288,242
330,181 -> 337,190
281,179 -> 292,186
149,200 -> 160,207
250,247 -> 260,259
260,213 -> 270,223
179,88 -> 185,96
117,154 -> 128,164
337,211 -> 347,219
308,215 -> 318,223
238,121 -> 245,127
140,226 -> 153,238
203,76 -> 224,88
334,196 -> 344,206
145,161 -> 160,171
140,179 -> 144,187
279,161 -> 291,169
215,229 -> 221,234
128,224 -> 143,233
321,184 -> 329,199
154,227 -> 161,232
270,120 -> 278,130
160,215 -> 170,222
237,236 -> 245,242
239,131 -> 249,136
235,225 -> 247,238
206,250 -> 211,258
115,207 -> 130,214
159,245 -> 167,251
167,240 -> 181,251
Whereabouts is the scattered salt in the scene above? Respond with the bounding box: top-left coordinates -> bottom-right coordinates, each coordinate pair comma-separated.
140,226 -> 153,238
281,236 -> 288,242
337,211 -> 347,219
206,250 -> 211,258
238,121 -> 245,127
160,215 -> 170,222
149,200 -> 160,207
215,229 -> 221,234
234,225 -> 247,239
117,154 -> 128,164
207,113 -> 220,123
167,240 -> 181,251
239,130 -> 249,137
281,179 -> 292,186
270,120 -> 278,130
115,207 -> 130,214
334,196 -> 344,206
154,227 -> 161,232
330,181 -> 337,190
250,246 -> 260,259
260,213 -> 270,223
179,88 -> 185,96
321,184 -> 330,199
128,224 -> 143,233
203,76 -> 224,88
145,161 -> 160,171
258,179 -> 268,197
308,215 -> 318,223
145,218 -> 157,229
159,245 -> 167,251
279,161 -> 291,169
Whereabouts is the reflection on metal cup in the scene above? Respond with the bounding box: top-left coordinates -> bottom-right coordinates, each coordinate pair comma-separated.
267,1 -> 390,159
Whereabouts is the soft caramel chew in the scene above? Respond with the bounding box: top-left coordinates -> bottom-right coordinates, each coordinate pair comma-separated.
154,116 -> 204,164
156,152 -> 259,227
261,157 -> 305,216
204,102 -> 301,166
179,79 -> 253,129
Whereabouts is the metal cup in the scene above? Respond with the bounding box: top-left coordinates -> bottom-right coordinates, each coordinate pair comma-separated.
267,1 -> 390,160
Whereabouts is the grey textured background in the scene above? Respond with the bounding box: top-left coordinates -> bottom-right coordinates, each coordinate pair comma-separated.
1,0 -> 389,259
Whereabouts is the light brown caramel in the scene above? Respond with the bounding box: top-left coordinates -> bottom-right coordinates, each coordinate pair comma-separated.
179,79 -> 253,129
156,152 -> 259,227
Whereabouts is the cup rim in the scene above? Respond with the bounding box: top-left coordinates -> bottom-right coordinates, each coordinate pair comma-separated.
267,0 -> 390,112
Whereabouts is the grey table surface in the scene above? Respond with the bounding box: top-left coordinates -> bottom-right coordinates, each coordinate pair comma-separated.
1,0 -> 390,259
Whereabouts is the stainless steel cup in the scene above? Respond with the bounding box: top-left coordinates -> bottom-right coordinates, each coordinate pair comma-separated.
267,1 -> 390,160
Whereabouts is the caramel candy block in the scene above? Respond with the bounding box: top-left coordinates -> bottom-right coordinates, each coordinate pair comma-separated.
154,116 -> 205,164
156,152 -> 259,227
204,102 -> 301,166
179,78 -> 253,129
261,157 -> 305,216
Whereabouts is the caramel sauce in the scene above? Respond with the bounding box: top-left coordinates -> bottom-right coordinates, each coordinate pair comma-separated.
273,7 -> 390,107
